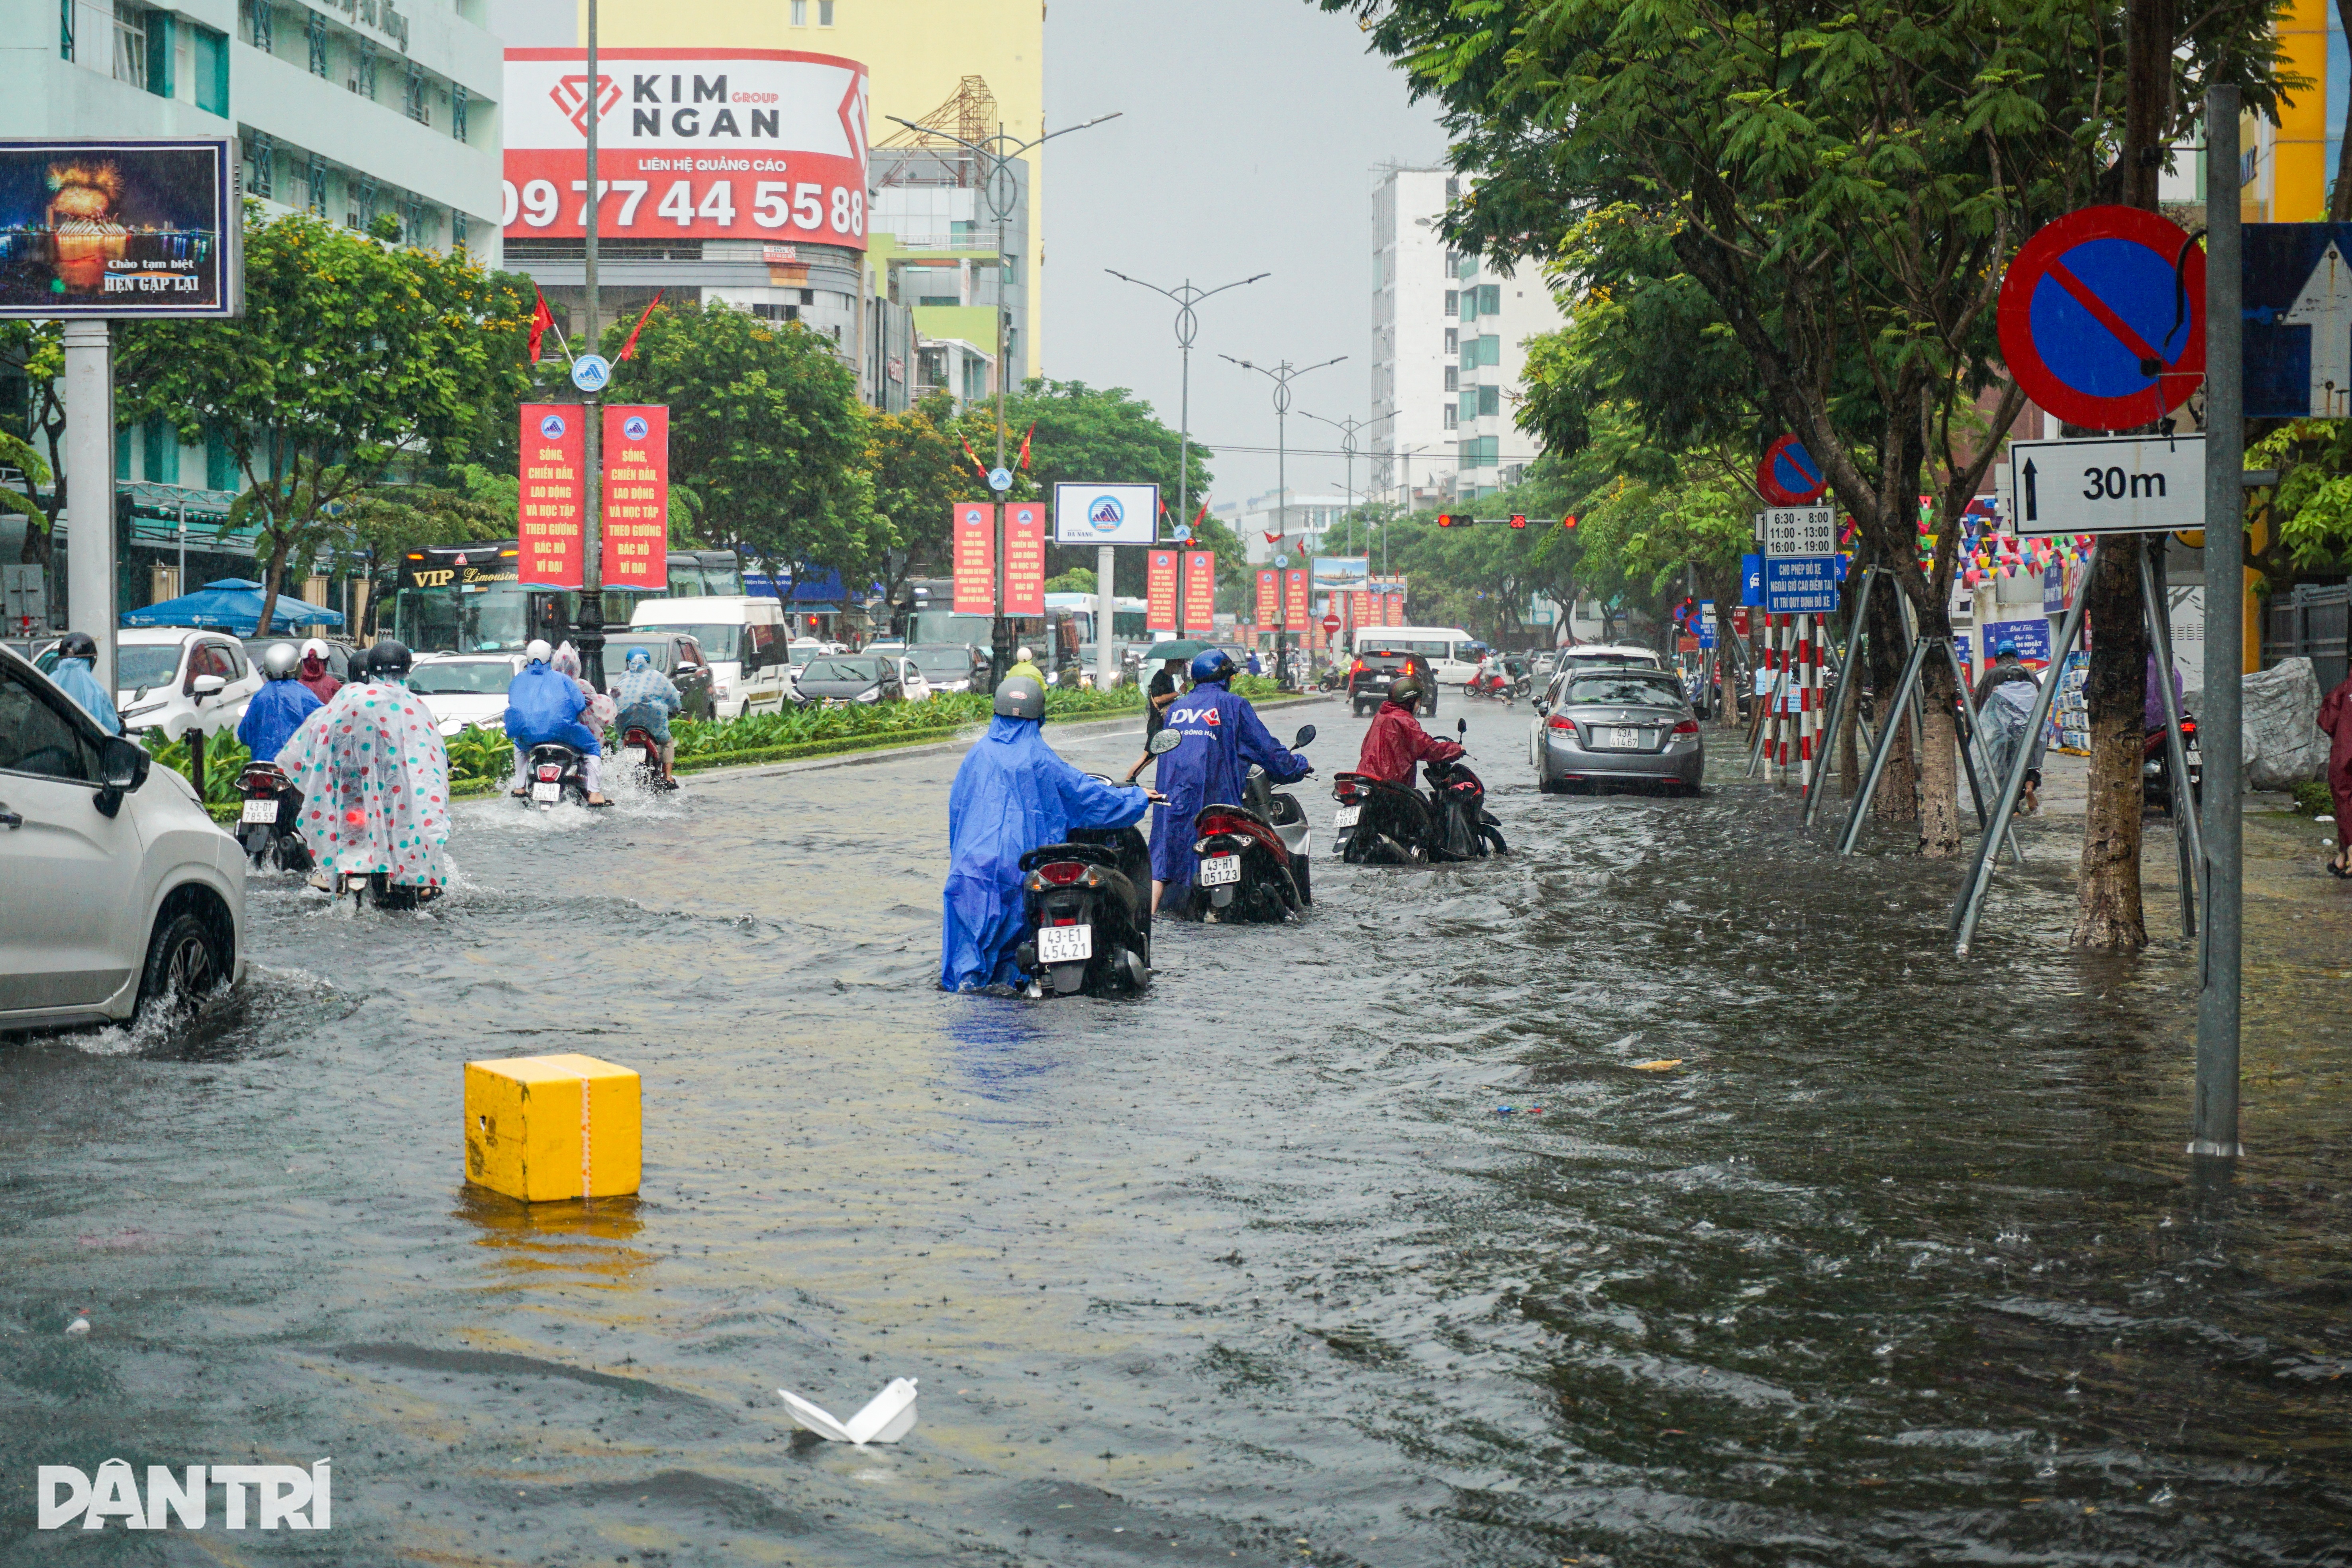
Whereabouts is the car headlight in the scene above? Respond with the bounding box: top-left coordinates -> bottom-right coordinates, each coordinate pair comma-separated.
855,687 -> 880,702
713,680 -> 731,698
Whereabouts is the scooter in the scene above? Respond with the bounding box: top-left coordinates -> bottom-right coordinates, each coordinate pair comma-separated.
520,742 -> 592,809
2144,715 -> 2203,818
235,762 -> 313,872
1333,719 -> 1507,863
1015,730 -> 1175,996
334,870 -> 442,911
619,725 -> 676,792
1189,723 -> 1318,921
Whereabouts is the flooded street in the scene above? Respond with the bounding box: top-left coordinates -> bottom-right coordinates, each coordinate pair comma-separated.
7,697 -> 2350,1566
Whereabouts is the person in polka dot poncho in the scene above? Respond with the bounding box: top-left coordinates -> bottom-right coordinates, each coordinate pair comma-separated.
275,641 -> 452,891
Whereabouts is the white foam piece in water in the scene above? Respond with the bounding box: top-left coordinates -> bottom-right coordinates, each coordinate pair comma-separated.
776,1378 -> 918,1445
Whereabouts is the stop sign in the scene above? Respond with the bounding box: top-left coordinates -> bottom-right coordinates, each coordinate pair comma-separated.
1321,613 -> 1341,635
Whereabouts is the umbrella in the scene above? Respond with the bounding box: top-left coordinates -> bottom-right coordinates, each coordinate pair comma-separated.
121,578 -> 347,637
1142,639 -> 1210,662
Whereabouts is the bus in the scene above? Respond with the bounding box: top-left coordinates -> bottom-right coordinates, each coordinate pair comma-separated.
392,541 -> 641,655
1043,593 -> 1150,652
666,551 -> 743,598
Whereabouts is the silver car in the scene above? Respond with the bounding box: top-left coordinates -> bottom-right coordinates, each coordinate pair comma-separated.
1531,666 -> 1704,795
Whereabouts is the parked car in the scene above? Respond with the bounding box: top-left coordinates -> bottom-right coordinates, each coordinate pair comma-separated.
626,597 -> 791,717
1346,649 -> 1438,716
601,631 -> 717,721
113,629 -> 265,741
0,643 -> 246,1029
796,655 -> 917,704
906,642 -> 988,695
408,653 -> 526,736
1552,643 -> 1664,675
1531,665 -> 1704,795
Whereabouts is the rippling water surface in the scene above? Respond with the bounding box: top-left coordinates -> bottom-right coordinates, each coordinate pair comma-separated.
6,700 -> 2349,1566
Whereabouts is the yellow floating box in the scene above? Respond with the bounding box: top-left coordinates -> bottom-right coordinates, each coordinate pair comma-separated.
463,1053 -> 641,1202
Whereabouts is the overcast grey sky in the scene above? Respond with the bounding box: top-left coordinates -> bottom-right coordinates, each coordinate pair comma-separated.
485,0 -> 1449,507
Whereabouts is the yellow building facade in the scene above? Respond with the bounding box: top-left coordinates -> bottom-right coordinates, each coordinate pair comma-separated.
579,0 -> 1046,374
2241,0 -> 2347,222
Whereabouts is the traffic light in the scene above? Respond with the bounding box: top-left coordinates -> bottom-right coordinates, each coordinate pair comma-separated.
1436,513 -> 1455,528
1561,512 -> 1579,531
1509,512 -> 1526,529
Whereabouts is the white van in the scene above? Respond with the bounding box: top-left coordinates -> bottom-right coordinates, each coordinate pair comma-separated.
1351,625 -> 1482,687
628,597 -> 792,717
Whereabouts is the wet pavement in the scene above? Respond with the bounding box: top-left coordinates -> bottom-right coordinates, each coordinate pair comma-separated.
6,696 -> 2350,1566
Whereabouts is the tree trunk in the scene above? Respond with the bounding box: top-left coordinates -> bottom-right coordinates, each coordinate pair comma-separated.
1916,656 -> 1963,857
2073,537 -> 2153,949
257,546 -> 286,651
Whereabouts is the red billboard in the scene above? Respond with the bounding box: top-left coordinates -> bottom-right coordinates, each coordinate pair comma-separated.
1003,502 -> 1046,616
1146,549 -> 1180,632
600,404 -> 668,589
518,404 -> 586,589
1181,550 -> 1214,633
1255,568 -> 1279,629
1350,588 -> 1371,631
1283,568 -> 1309,629
503,49 -> 869,249
951,502 -> 993,615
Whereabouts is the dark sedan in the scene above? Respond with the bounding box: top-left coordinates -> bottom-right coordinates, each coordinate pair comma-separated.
1531,667 -> 1704,795
795,655 -> 910,704
1347,649 -> 1437,716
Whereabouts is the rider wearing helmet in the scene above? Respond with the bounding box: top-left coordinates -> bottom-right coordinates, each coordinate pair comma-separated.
504,637 -> 608,805
46,631 -> 120,734
1354,671 -> 1463,786
277,637 -> 451,895
1147,649 -> 1312,914
611,645 -> 684,786
296,637 -> 342,703
939,674 -> 1159,991
237,640 -> 324,764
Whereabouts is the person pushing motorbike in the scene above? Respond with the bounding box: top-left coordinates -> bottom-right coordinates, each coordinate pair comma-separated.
1354,672 -> 1462,786
1149,649 -> 1312,915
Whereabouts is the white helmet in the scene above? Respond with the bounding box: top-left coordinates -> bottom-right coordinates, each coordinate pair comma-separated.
299,637 -> 328,661
1015,645 -> 1034,662
524,639 -> 553,664
262,642 -> 300,679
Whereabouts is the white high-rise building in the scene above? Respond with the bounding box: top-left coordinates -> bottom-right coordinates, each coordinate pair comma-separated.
1369,165 -> 1565,506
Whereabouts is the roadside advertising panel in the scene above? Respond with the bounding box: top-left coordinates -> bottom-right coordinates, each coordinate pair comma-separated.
518,404 -> 587,588
0,139 -> 241,318
503,50 -> 869,248
1255,568 -> 1279,627
600,405 -> 668,589
1051,482 -> 1161,545
1002,501 -> 1045,615
1182,550 -> 1215,633
1146,549 -> 1179,631
1283,568 -> 1309,628
1980,616 -> 2053,670
951,502 -> 993,615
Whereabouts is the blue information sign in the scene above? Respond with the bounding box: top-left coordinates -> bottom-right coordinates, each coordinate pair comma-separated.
1763,556 -> 1840,614
1697,599 -> 1717,649
1741,553 -> 1764,607
2246,223 -> 2352,417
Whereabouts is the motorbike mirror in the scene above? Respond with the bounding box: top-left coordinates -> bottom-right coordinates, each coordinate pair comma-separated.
1148,728 -> 1182,755
1457,718 -> 1468,736
1292,724 -> 1316,748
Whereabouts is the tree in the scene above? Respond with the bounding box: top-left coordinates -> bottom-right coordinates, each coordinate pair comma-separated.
601,300 -> 877,601
865,390 -> 968,608
1328,0 -> 2283,900
114,208 -> 532,641
0,323 -> 67,570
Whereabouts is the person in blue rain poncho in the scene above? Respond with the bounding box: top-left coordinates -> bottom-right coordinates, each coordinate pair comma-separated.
503,638 -> 608,805
237,643 -> 322,763
1149,649 -> 1311,913
47,631 -> 120,734
940,675 -> 1157,991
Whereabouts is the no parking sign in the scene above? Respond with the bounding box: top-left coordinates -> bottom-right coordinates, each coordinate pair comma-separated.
1996,205 -> 2206,431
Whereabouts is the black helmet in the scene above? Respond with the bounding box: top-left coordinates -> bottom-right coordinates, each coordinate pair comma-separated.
57,631 -> 97,662
1386,672 -> 1425,709
366,639 -> 413,682
993,674 -> 1046,720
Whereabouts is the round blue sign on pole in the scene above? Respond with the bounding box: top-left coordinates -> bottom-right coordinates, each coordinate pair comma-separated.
1996,205 -> 2206,431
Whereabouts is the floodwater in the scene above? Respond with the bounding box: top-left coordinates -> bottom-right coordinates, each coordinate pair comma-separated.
6,698 -> 2349,1566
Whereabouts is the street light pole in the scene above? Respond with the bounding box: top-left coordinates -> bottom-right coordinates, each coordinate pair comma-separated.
887,110 -> 1121,690
1220,353 -> 1344,687
579,0 -> 604,689
1300,411 -> 1370,553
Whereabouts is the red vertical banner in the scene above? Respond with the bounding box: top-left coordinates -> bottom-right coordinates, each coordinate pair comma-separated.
1181,550 -> 1214,633
1284,568 -> 1309,629
518,404 -> 585,589
1384,589 -> 1403,625
1255,568 -> 1279,628
952,503 -> 994,615
1350,588 -> 1371,630
1146,548 -> 1179,631
1002,502 -> 1046,615
600,404 -> 668,590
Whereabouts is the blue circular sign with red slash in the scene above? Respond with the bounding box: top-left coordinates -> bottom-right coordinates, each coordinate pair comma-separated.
1997,204 -> 2206,431
1756,433 -> 1826,505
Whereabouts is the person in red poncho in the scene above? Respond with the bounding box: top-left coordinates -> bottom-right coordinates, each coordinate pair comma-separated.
297,638 -> 342,705
1355,673 -> 1463,785
2320,670 -> 2352,876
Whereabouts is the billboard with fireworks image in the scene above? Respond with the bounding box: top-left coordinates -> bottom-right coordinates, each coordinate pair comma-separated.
0,139 -> 239,318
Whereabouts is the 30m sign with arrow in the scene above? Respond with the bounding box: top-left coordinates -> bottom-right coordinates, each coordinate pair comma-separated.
2005,435 -> 2204,537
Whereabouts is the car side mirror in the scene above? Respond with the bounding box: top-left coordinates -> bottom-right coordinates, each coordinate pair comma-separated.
1291,724 -> 1316,748
190,674 -> 227,700
1534,699 -> 1550,715
94,734 -> 149,818
1148,729 -> 1182,755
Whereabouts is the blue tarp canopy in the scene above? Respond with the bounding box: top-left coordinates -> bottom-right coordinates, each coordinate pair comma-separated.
121,578 -> 347,635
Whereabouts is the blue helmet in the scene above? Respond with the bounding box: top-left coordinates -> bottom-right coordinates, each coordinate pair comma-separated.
1994,642 -> 2019,659
626,647 -> 651,669
1189,649 -> 1236,685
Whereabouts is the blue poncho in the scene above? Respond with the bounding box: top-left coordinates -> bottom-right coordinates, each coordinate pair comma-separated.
51,657 -> 121,734
237,678 -> 322,763
503,661 -> 601,755
1147,680 -> 1310,892
941,714 -> 1152,991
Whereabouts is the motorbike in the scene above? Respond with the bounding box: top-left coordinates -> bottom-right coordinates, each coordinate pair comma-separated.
2144,715 -> 2203,818
1333,719 -> 1508,863
619,725 -> 676,792
520,742 -> 592,809
235,762 -> 313,872
1015,730 -> 1176,996
333,870 -> 442,911
1188,724 -> 1318,922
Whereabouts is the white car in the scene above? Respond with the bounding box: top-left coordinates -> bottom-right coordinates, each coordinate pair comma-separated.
889,656 -> 935,702
0,645 -> 247,1028
409,653 -> 525,737
113,628 -> 265,741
